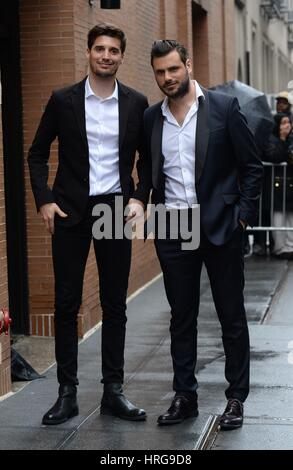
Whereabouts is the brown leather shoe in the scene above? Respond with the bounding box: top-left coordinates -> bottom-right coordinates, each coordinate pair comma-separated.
157,395 -> 198,425
219,398 -> 244,430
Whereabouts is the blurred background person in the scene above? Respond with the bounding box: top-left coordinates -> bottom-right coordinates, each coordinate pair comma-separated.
276,91 -> 292,119
263,113 -> 293,259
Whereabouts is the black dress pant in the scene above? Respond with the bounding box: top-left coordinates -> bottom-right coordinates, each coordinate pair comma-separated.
155,226 -> 250,402
52,195 -> 131,386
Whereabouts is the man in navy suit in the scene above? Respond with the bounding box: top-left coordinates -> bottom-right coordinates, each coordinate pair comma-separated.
28,23 -> 147,425
132,40 -> 263,429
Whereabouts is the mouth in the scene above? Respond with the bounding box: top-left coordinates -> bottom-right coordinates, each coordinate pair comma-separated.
99,63 -> 114,68
164,83 -> 177,89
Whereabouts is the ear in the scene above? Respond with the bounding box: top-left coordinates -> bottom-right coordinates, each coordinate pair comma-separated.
186,58 -> 192,75
86,48 -> 90,60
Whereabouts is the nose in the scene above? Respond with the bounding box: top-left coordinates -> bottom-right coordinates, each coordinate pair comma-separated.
102,49 -> 111,60
164,72 -> 172,82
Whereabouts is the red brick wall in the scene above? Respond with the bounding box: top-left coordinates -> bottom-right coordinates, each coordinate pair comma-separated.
20,0 -> 162,337
0,90 -> 11,396
20,0 -> 77,336
206,0 -> 236,87
20,0 -> 235,338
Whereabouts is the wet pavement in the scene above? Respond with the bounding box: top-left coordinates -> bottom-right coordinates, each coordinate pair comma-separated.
0,257 -> 292,450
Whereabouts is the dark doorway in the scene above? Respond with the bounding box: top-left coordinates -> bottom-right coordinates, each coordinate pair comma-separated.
238,59 -> 243,82
0,1 -> 29,334
192,2 -> 209,86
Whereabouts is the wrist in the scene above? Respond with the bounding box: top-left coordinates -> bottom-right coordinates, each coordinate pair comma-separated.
128,198 -> 144,209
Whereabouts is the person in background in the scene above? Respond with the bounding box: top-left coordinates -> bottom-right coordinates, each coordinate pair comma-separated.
253,92 -> 292,257
276,91 -> 292,119
263,113 -> 293,260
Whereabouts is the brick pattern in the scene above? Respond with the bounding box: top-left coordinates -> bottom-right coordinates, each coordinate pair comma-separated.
20,0 -> 77,337
0,95 -> 11,396
18,0 -> 234,339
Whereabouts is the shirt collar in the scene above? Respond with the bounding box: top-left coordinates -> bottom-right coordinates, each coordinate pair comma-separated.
161,80 -> 205,114
85,76 -> 119,101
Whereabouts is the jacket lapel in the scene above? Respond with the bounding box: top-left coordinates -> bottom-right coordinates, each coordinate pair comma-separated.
71,77 -> 88,151
151,109 -> 164,188
118,81 -> 130,151
195,87 -> 210,184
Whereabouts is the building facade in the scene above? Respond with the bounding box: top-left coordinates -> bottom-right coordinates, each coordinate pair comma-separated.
1,0 -> 236,397
235,0 -> 293,101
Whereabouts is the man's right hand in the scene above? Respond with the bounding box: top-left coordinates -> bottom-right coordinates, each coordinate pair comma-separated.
39,203 -> 68,235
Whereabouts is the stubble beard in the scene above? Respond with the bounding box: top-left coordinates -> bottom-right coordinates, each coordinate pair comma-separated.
163,73 -> 190,100
90,62 -> 118,79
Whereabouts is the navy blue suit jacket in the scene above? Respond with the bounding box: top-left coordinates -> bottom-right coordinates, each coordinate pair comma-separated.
134,86 -> 263,245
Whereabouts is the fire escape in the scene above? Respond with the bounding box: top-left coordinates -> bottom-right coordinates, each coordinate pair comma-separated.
261,0 -> 293,49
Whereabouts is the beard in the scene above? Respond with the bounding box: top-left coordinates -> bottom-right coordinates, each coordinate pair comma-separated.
95,71 -> 116,78
90,62 -> 118,79
162,73 -> 190,99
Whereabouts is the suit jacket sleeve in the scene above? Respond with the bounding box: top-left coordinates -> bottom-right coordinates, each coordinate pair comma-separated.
27,93 -> 58,211
228,97 -> 264,226
133,109 -> 152,208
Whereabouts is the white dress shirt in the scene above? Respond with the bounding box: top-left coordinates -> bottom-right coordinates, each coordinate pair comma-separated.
161,80 -> 204,209
85,76 -> 122,196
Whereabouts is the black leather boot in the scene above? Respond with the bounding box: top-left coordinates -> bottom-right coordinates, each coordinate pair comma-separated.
100,383 -> 146,421
42,385 -> 79,425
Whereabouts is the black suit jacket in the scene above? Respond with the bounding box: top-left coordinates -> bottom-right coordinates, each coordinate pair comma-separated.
28,77 -> 148,226
134,87 -> 264,245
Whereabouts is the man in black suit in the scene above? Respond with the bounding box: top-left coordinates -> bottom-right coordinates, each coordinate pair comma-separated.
133,40 -> 263,429
28,23 -> 147,425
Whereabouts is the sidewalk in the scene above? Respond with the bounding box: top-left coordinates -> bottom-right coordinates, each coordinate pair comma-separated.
211,259 -> 293,450
0,257 -> 292,450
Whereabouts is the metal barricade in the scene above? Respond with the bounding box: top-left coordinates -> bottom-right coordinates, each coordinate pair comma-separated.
247,162 -> 293,255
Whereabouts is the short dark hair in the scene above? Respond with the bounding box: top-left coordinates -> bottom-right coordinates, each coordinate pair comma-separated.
87,23 -> 126,53
151,40 -> 189,66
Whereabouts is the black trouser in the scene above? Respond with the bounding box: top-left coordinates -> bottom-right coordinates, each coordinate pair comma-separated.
52,195 -> 131,387
155,226 -> 249,402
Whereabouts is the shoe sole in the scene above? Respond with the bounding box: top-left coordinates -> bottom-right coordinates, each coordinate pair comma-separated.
100,405 -> 147,421
219,422 -> 243,431
157,410 -> 199,426
42,407 -> 79,426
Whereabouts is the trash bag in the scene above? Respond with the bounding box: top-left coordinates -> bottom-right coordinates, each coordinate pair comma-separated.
11,347 -> 45,382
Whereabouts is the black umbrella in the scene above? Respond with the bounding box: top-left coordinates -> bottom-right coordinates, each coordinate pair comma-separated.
210,80 -> 274,151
